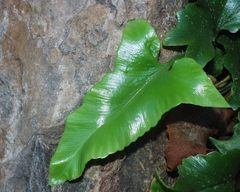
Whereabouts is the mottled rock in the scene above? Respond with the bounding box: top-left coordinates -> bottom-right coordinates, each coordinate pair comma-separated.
0,0 -> 186,191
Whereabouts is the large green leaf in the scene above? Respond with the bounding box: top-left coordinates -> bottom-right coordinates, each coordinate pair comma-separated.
216,34 -> 240,109
49,20 -> 229,185
163,0 -> 240,66
151,120 -> 240,192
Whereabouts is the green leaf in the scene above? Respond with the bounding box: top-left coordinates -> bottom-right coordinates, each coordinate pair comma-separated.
163,0 -> 240,66
216,34 -> 240,109
210,123 -> 240,153
49,19 -> 229,185
152,150 -> 240,192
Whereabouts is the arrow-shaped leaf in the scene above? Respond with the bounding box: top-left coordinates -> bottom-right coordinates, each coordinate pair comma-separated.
49,20 -> 229,185
163,0 -> 240,66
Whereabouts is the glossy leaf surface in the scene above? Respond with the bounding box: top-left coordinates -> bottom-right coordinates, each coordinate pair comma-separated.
163,0 -> 240,66
49,20 -> 229,185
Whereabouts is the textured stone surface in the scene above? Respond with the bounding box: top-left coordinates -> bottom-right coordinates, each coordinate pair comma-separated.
0,0 -> 186,191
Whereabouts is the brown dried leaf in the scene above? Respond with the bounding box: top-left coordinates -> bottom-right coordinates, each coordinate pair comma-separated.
165,122 -> 212,171
163,104 -> 232,172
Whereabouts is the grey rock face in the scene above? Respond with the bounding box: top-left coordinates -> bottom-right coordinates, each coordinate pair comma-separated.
0,0 -> 185,191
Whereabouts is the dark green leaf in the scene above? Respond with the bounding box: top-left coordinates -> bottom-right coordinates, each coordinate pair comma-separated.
216,34 -> 240,109
151,150 -> 240,192
198,0 -> 240,33
49,20 -> 229,185
164,0 -> 240,66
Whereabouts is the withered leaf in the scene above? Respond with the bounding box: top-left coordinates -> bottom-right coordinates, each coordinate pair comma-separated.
164,105 -> 232,172
165,122 -> 212,171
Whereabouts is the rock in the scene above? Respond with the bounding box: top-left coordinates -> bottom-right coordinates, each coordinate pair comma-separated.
0,0 -> 186,191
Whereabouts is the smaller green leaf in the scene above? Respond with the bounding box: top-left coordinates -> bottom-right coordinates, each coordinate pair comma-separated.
163,3 -> 214,66
217,34 -> 240,109
210,123 -> 240,153
151,151 -> 240,192
164,0 -> 240,66
198,0 -> 240,33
